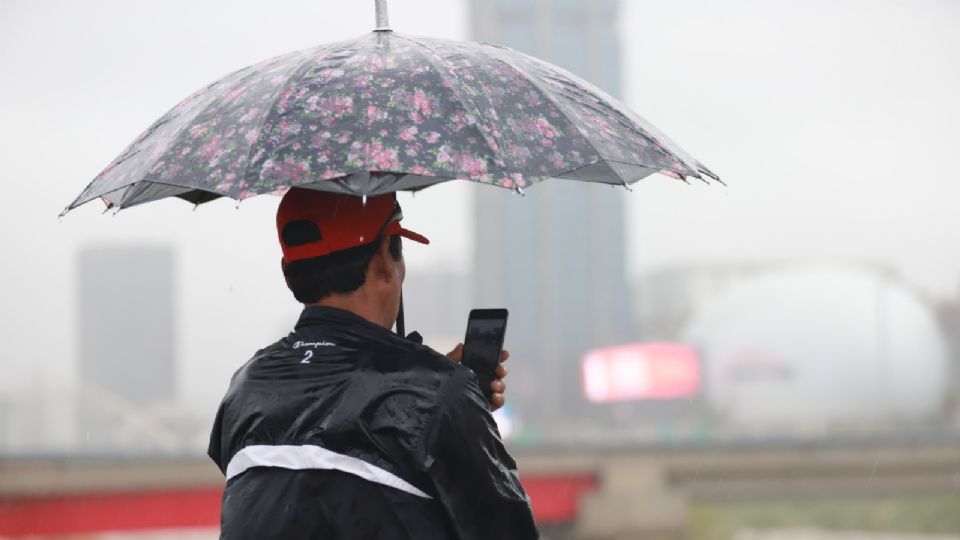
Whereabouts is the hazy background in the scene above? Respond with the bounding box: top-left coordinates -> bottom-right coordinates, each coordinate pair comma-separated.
1,0 -> 959,537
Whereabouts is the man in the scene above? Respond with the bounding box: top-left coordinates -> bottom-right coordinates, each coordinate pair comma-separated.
208,187 -> 539,539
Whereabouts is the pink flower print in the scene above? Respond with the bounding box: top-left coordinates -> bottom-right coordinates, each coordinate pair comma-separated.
425,131 -> 441,144
399,126 -> 418,141
317,68 -> 345,83
379,129 -> 388,137
456,153 -> 487,178
319,96 -> 354,117
270,159 -> 309,182
222,84 -> 246,104
549,151 -> 565,169
355,74 -> 373,88
278,121 -> 301,140
409,111 -> 422,124
245,129 -> 259,145
535,117 -> 558,138
524,90 -> 541,107
500,173 -> 525,188
411,165 -> 426,174
189,124 -> 208,139
412,89 -> 434,115
239,109 -> 258,123
368,142 -> 399,170
436,145 -> 452,164
346,140 -> 363,162
366,104 -> 380,125
337,133 -> 350,144
215,172 -> 238,192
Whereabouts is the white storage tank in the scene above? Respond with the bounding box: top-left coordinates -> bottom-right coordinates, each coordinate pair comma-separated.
683,263 -> 950,430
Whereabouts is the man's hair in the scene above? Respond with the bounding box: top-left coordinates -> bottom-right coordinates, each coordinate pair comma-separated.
282,223 -> 403,304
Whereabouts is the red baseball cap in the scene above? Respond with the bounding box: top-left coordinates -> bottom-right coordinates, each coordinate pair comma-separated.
277,188 -> 429,264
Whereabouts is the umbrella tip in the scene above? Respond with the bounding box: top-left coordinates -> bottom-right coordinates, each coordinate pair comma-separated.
374,0 -> 391,31
362,194 -> 368,206
515,186 -> 525,196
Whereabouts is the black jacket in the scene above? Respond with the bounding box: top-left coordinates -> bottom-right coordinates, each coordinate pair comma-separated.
208,306 -> 539,539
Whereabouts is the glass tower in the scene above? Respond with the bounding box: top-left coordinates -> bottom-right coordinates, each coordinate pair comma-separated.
470,0 -> 633,433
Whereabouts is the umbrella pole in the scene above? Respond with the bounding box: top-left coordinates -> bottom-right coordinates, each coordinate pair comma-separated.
374,0 -> 390,31
396,290 -> 405,336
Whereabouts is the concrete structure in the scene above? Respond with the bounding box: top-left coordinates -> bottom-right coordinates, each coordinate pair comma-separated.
5,439 -> 960,539
684,263 -> 951,430
469,0 -> 634,431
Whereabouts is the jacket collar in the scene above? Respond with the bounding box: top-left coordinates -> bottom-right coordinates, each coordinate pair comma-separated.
295,305 -> 387,333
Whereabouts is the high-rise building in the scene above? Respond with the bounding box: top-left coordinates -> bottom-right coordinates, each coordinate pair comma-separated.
470,0 -> 633,430
77,246 -> 177,450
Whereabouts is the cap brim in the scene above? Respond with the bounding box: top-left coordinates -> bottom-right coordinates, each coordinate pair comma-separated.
398,227 -> 430,245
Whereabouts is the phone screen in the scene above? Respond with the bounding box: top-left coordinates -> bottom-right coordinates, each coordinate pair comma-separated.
462,309 -> 508,402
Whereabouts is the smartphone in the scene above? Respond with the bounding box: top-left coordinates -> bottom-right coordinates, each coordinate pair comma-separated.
461,309 -> 509,403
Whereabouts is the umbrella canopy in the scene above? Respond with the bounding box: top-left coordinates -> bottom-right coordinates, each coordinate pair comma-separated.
65,29 -> 719,214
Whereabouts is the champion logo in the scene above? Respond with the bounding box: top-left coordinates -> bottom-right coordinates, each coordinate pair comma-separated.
293,340 -> 336,349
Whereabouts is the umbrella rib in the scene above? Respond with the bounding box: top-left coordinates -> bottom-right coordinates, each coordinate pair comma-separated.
393,34 -> 508,178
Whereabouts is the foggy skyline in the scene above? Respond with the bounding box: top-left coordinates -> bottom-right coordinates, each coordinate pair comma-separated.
1,0 -> 959,425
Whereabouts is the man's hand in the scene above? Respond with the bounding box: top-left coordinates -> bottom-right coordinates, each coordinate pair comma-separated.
446,344 -> 509,412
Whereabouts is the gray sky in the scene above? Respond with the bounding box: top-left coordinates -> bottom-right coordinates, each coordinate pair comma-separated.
620,0 -> 960,296
1,0 -> 958,415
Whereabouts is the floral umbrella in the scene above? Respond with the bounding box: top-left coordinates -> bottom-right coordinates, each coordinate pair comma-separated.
64,2 -> 719,215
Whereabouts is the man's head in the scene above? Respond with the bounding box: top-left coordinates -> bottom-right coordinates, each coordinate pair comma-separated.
277,188 -> 428,327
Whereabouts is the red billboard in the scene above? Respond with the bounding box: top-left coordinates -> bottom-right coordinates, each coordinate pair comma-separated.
582,342 -> 701,403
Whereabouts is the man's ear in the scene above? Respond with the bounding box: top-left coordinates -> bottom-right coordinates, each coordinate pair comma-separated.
368,237 -> 395,282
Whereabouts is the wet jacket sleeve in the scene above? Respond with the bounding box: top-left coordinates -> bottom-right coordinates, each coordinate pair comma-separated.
425,369 -> 539,540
